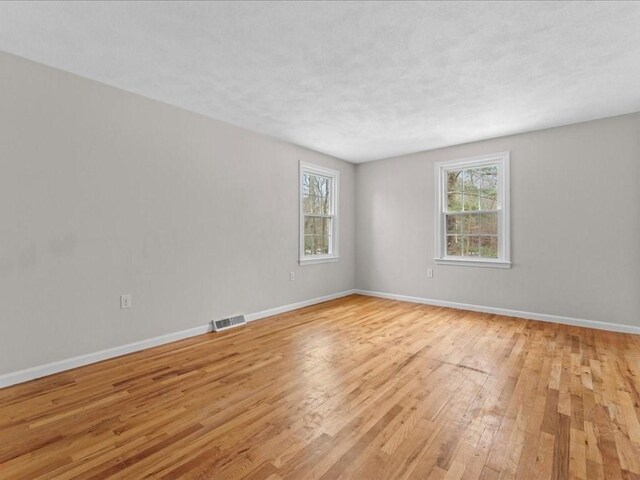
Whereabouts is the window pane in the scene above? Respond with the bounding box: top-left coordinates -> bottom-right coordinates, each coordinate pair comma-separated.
303,196 -> 314,215
304,230 -> 332,256
479,213 -> 498,235
479,195 -> 497,210
310,175 -> 330,200
324,235 -> 331,254
317,194 -> 331,214
304,217 -> 318,235
480,166 -> 498,183
446,232 -> 498,258
446,235 -> 463,256
316,217 -> 330,236
303,174 -> 331,215
312,196 -> 323,215
313,235 -> 330,255
304,195 -> 330,215
448,213 -> 491,235
304,217 -> 331,236
479,166 -> 498,210
465,236 -> 480,256
464,168 -> 482,191
462,169 -> 479,211
447,170 -> 463,193
479,192 -> 497,210
447,213 -> 489,235
319,194 -> 331,214
480,236 -> 498,258
467,213 -> 481,234
304,235 -> 313,255
462,192 -> 478,211
317,176 -> 329,198
447,168 -> 463,225
318,194 -> 331,215
446,214 -> 465,234
447,192 -> 463,212
308,174 -> 318,195
304,217 -> 313,235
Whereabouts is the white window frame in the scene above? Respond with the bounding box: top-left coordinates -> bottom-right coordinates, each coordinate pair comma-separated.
434,151 -> 511,268
299,162 -> 340,265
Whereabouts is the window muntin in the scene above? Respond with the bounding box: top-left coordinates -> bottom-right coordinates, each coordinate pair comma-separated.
300,163 -> 339,264
435,153 -> 510,268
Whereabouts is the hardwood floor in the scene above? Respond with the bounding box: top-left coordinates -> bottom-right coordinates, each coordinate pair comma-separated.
1,294 -> 639,479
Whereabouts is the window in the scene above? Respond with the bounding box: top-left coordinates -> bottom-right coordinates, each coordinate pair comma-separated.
434,152 -> 510,268
300,162 -> 339,265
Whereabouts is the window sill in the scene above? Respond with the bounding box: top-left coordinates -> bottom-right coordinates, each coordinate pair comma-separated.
299,255 -> 340,266
434,257 -> 511,269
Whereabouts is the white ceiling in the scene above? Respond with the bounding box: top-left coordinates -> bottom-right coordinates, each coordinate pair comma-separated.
1,1 -> 639,163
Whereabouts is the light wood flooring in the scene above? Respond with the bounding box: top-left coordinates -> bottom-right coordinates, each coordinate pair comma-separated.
1,294 -> 640,479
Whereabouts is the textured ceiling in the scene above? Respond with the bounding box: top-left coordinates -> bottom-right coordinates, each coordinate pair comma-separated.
1,1 -> 639,162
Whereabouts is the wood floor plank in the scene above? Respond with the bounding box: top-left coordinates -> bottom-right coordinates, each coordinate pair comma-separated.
0,294 -> 639,479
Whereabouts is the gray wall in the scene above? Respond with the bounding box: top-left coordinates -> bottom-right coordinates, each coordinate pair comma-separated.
2,49 -> 639,377
356,113 -> 640,327
0,52 -> 356,375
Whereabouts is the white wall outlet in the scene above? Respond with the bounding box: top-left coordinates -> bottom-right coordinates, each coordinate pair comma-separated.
290,272 -> 295,281
427,269 -> 433,278
120,294 -> 132,309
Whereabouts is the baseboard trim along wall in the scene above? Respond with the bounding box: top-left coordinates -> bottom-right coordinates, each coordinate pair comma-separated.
3,287 -> 637,389
354,289 -> 640,335
0,289 -> 356,389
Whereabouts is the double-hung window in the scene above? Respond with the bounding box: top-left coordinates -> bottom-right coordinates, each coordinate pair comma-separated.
299,162 -> 339,265
435,152 -> 510,268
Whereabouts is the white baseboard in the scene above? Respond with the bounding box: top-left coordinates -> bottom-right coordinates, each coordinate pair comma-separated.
0,324 -> 213,390
0,289 -> 356,389
354,289 -> 640,335
245,289 -> 356,322
4,288 -> 634,389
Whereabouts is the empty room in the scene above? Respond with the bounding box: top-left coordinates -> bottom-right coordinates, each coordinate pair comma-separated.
1,1 -> 639,479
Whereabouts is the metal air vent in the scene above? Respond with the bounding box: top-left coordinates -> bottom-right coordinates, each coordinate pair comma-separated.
212,314 -> 246,332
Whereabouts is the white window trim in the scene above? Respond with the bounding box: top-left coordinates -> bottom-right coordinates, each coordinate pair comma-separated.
434,151 -> 511,268
299,162 -> 340,265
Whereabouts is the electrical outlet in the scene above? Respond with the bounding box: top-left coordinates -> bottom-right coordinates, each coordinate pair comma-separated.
120,294 -> 132,309
290,272 -> 295,281
427,269 -> 433,278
